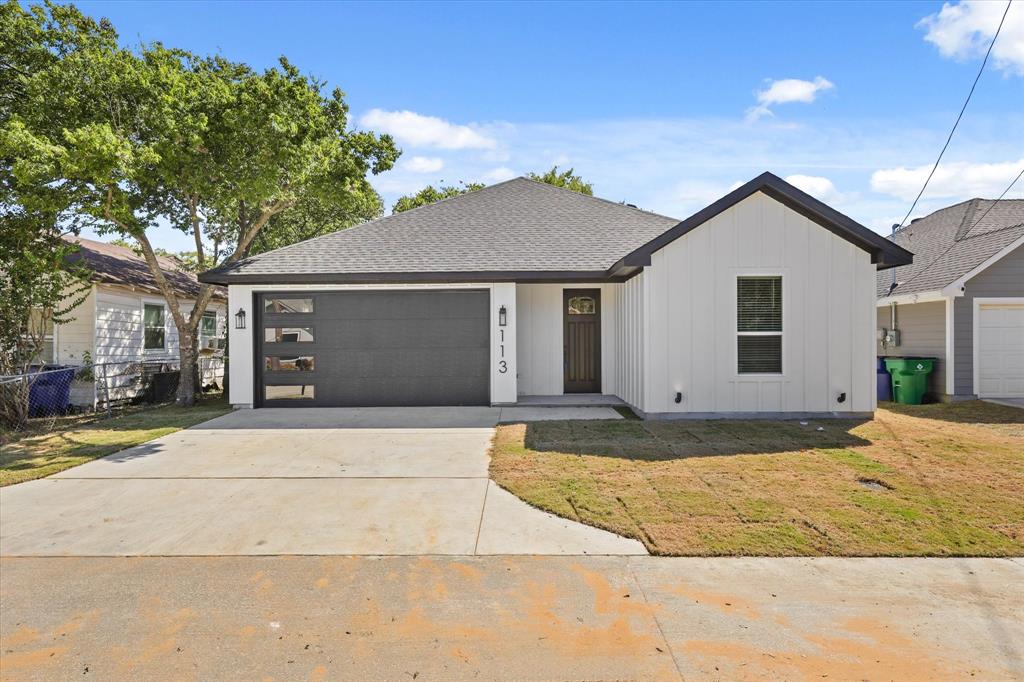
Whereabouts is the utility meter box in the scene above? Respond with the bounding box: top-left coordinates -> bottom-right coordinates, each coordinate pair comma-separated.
880,328 -> 901,347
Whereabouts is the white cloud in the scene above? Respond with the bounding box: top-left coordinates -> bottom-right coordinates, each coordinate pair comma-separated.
870,158 -> 1024,201
746,76 -> 835,121
403,156 -> 444,173
919,1 -> 1024,76
360,109 -> 496,149
481,167 -> 518,183
785,174 -> 844,203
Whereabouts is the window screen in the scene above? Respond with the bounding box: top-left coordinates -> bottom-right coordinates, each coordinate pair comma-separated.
737,276 -> 782,374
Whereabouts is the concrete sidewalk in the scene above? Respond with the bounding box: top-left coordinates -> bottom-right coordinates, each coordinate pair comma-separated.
1,556 -> 1021,680
0,407 -> 641,556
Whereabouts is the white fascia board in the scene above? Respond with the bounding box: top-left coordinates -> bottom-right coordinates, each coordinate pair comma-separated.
875,290 -> 947,307
940,233 -> 1024,297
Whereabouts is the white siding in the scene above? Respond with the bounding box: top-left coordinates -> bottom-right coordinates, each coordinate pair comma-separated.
515,283 -> 621,397
54,285 -> 95,365
609,274 -> 645,409
92,286 -> 225,366
642,192 -> 875,415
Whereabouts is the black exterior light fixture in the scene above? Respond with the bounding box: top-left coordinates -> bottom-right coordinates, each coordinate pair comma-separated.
234,307 -> 246,330
498,305 -> 507,327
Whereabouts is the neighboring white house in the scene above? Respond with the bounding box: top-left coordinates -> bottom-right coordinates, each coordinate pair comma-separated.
199,173 -> 911,418
44,237 -> 227,406
877,199 -> 1024,401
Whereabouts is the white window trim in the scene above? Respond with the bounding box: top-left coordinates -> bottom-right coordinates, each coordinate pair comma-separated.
972,296 -> 1024,398
734,272 -> 785,378
141,299 -> 168,353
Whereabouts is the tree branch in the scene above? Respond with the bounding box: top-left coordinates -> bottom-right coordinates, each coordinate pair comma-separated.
189,195 -> 205,270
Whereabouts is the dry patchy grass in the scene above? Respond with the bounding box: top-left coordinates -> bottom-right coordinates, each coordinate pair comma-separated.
0,396 -> 230,486
489,401 -> 1024,556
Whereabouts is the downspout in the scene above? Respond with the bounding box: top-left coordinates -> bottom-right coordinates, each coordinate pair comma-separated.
889,224 -> 899,344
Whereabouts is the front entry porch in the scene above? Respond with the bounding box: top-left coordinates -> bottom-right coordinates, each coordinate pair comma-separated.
516,394 -> 625,407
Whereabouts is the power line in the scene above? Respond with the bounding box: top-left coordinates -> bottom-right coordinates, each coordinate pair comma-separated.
897,165 -> 1023,290
893,0 -> 1013,233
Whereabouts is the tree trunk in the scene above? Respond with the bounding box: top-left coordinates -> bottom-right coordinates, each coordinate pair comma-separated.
176,334 -> 198,407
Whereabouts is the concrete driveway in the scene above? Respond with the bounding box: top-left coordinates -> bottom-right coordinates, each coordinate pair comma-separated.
0,406 -> 642,556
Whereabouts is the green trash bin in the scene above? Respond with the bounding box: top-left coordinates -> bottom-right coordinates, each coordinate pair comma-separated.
884,357 -> 935,405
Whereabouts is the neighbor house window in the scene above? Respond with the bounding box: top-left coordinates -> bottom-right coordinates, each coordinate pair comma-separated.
264,298 -> 313,314
23,310 -> 54,364
737,276 -> 782,374
143,303 -> 166,350
200,311 -> 219,349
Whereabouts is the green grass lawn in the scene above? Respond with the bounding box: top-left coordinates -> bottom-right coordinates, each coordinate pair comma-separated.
0,396 -> 230,486
490,401 -> 1024,557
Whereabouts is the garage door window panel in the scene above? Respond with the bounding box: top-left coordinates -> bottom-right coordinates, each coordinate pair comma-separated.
264,298 -> 314,314
265,384 -> 315,400
265,355 -> 315,372
264,327 -> 314,343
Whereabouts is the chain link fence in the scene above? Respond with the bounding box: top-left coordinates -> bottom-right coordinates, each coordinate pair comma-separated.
0,356 -> 224,432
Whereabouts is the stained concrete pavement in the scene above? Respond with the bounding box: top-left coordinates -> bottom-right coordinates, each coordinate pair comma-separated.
1,556 -> 1021,680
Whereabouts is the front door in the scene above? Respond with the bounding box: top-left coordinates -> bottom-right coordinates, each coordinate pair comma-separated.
563,289 -> 601,393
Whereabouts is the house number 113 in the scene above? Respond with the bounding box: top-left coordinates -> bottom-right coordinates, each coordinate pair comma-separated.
498,329 -> 507,373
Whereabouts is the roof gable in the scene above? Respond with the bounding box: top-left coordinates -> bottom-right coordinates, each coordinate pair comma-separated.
612,172 -> 913,273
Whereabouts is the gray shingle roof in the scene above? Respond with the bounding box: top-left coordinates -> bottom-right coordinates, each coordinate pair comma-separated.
876,199 -> 1024,298
201,178 -> 679,282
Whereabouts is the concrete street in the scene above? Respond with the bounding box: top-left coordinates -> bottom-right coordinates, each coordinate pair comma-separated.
1,556 -> 1021,680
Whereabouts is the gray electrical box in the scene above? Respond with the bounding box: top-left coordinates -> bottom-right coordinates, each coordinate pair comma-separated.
880,328 -> 901,347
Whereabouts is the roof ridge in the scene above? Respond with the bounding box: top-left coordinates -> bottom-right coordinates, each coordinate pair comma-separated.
954,198 -> 983,241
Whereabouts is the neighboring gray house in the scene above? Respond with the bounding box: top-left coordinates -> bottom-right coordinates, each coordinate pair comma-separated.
877,199 -> 1024,401
201,173 -> 911,418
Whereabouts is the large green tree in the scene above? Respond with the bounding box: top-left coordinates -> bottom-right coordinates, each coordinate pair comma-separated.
392,181 -> 485,214
2,1 -> 398,405
527,165 -> 593,195
0,1 -> 96,426
391,166 -> 593,214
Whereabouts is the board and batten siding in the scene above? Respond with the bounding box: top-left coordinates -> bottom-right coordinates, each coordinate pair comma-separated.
953,244 -> 1024,396
876,301 -> 947,398
608,274 -> 644,409
515,283 -> 620,397
642,192 -> 876,415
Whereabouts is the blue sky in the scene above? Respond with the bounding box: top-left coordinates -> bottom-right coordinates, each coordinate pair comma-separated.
78,0 -> 1024,251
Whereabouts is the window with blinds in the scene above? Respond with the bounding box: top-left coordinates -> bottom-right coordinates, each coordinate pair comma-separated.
737,276 -> 782,374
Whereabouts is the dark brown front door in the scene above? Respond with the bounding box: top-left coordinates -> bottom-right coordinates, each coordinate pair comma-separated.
563,289 -> 601,393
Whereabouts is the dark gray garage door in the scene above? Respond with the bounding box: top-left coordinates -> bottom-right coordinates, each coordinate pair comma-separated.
257,290 -> 489,407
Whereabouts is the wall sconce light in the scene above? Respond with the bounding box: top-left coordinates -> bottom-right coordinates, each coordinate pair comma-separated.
234,308 -> 246,330
498,305 -> 507,327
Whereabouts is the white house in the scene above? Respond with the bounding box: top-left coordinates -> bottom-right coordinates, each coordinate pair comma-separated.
199,173 -> 912,418
45,237 -> 227,405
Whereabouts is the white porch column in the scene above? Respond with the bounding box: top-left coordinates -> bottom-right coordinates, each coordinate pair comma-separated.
490,282 -> 517,404
227,285 -> 254,407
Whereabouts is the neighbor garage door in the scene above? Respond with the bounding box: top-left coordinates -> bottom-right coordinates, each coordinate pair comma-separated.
976,301 -> 1024,398
257,290 -> 489,407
